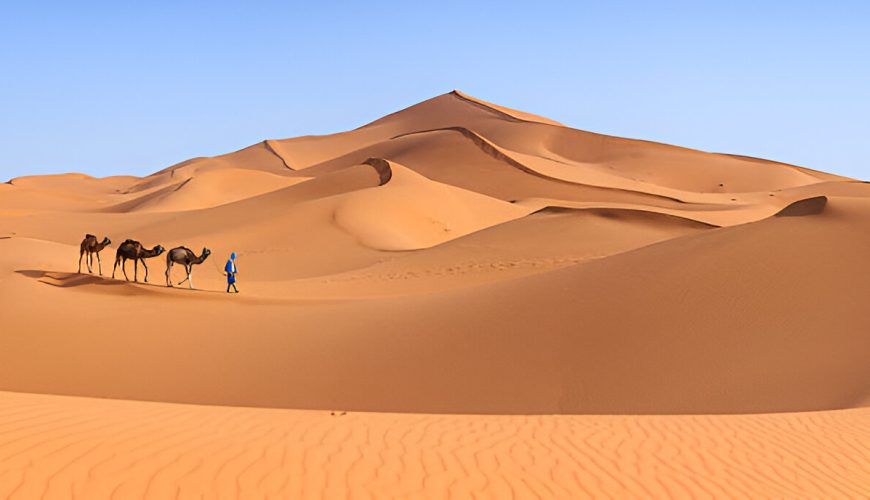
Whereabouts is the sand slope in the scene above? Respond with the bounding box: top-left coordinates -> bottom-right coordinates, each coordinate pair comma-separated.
2,193 -> 870,414
333,159 -> 533,250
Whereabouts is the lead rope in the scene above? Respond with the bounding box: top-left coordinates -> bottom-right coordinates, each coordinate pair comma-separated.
209,252 -> 240,277
209,256 -> 225,276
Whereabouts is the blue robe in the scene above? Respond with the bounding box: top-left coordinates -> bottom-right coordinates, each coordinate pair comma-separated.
225,260 -> 236,284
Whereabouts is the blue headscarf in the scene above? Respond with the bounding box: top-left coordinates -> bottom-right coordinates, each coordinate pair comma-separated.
230,252 -> 236,260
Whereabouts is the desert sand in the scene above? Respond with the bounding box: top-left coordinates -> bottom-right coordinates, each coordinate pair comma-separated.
1,91 -> 868,496
0,391 -> 868,499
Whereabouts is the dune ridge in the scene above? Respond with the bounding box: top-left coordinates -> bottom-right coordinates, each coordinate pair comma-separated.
449,89 -> 565,126
391,126 -> 691,202
262,139 -> 295,170
516,195 -> 827,227
334,159 -> 533,250
105,168 -> 312,213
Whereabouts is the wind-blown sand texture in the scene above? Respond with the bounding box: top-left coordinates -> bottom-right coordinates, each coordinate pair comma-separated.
0,392 -> 867,499
1,91 -> 868,496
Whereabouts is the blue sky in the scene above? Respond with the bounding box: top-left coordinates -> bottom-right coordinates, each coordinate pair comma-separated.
1,1 -> 868,180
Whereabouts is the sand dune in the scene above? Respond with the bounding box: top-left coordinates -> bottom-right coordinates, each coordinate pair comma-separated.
515,194 -> 824,227
1,92 -> 867,415
1,90 -> 867,496
290,208 -> 712,297
0,173 -> 136,213
108,168 -> 311,213
3,195 -> 869,414
333,159 -> 533,250
141,140 -> 294,188
262,90 -> 559,170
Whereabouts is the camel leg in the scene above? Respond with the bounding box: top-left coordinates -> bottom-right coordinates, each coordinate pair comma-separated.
122,258 -> 130,281
141,259 -> 149,282
112,257 -> 119,279
166,261 -> 173,287
134,259 -> 139,282
78,250 -> 84,273
87,252 -> 93,273
178,265 -> 192,288
96,253 -> 103,276
187,265 -> 193,289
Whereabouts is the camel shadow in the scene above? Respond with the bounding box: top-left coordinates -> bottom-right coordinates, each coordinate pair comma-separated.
15,269 -> 225,294
16,270 -> 129,288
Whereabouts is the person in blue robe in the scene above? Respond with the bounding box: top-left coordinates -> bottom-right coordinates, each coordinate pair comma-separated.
225,252 -> 239,293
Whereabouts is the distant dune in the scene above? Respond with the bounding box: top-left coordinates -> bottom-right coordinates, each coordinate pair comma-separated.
1,91 -> 867,496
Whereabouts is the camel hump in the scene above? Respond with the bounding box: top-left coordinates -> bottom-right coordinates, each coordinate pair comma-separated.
124,238 -> 137,244
85,233 -> 95,239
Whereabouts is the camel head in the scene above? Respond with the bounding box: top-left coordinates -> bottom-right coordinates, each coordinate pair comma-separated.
102,237 -> 111,246
201,248 -> 211,260
153,245 -> 165,255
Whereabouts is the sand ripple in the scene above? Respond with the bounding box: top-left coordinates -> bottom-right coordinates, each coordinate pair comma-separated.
0,392 -> 867,498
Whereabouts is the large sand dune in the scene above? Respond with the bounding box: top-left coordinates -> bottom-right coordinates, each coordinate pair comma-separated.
1,91 -> 867,495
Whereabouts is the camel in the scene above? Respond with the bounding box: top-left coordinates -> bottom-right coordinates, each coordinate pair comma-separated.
112,239 -> 166,283
78,234 -> 111,275
165,247 -> 211,289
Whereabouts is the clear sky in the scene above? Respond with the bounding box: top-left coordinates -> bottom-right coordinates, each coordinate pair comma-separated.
1,1 -> 868,180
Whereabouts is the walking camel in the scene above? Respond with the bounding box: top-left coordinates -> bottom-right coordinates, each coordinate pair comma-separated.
78,234 -> 111,275
165,247 -> 211,289
112,239 -> 166,282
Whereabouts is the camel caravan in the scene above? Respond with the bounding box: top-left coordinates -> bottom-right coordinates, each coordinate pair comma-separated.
78,234 -> 213,290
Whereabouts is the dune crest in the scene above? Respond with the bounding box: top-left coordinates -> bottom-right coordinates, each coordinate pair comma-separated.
108,168 -> 311,213
449,89 -> 565,126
